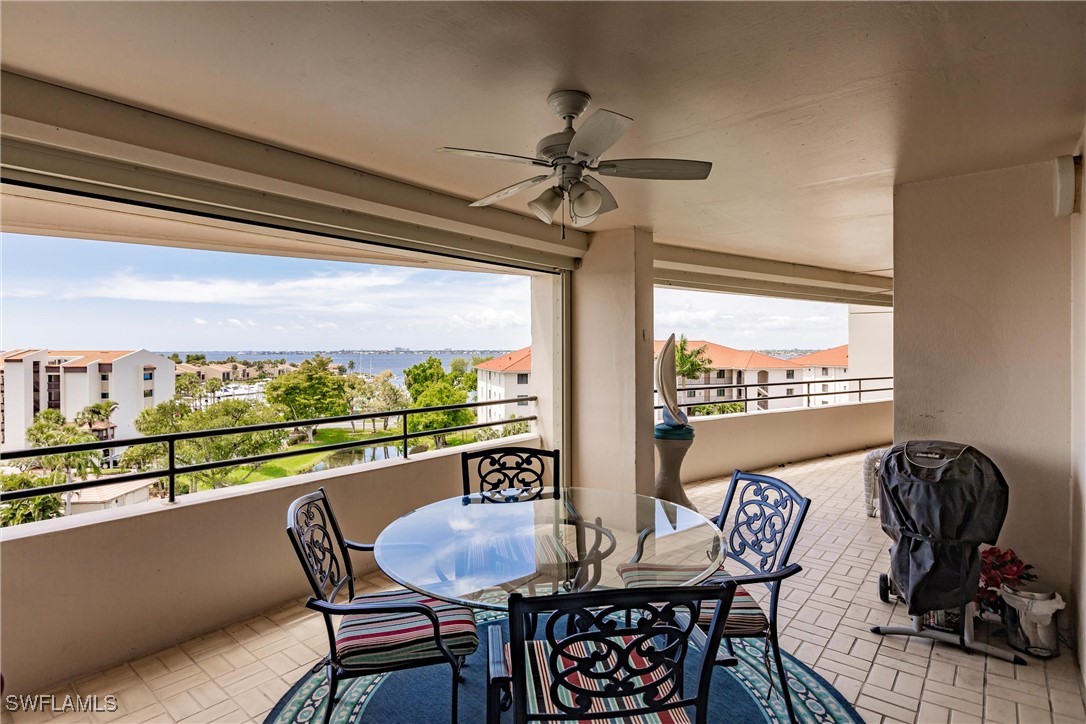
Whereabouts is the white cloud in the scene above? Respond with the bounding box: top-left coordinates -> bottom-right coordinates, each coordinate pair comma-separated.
193,317 -> 209,325
48,269 -> 416,308
448,308 -> 529,330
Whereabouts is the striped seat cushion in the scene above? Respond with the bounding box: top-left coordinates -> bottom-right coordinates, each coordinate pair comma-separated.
616,564 -> 769,636
506,637 -> 692,723
334,589 -> 478,673
615,563 -> 709,588
695,585 -> 769,635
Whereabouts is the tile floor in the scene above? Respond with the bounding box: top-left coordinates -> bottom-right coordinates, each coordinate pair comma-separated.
6,449 -> 1084,724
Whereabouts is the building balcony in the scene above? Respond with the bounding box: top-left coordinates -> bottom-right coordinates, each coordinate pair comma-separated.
5,447 -> 1081,724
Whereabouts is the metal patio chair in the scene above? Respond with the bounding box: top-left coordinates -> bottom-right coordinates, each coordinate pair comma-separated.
617,470 -> 810,723
461,447 -> 560,502
488,580 -> 740,724
286,488 -> 478,724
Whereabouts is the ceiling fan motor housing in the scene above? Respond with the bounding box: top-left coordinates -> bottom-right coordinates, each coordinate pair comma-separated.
536,129 -> 576,163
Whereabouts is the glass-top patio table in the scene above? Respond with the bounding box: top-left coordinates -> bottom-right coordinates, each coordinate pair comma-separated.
374,486 -> 724,610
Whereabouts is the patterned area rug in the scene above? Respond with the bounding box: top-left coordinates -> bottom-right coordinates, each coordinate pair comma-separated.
266,613 -> 862,723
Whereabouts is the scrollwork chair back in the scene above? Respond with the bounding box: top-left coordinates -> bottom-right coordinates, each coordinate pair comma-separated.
717,470 -> 811,582
286,489 -> 355,604
461,447 -> 560,502
505,582 -> 737,724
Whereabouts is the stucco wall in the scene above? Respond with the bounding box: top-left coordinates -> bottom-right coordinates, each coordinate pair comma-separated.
1070,136 -> 1085,687
571,228 -> 655,495
894,160 -> 1074,598
673,400 -> 893,487
0,434 -> 538,694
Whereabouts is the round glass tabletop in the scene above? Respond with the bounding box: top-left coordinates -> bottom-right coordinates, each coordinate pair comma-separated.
374,487 -> 724,610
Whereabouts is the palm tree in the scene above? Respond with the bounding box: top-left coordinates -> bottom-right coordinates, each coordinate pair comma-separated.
674,335 -> 712,401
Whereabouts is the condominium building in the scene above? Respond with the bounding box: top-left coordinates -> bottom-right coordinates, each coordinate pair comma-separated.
790,344 -> 851,406
653,340 -> 808,413
0,349 -> 175,451
474,347 -> 533,423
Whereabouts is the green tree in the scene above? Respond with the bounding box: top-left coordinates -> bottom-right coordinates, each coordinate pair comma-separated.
185,353 -> 207,364
347,359 -> 356,372
25,411 -> 102,501
1,473 -> 63,527
123,399 -> 286,493
73,401 -> 119,433
403,356 -> 447,400
375,372 -> 410,430
407,381 -> 473,449
448,357 -> 478,393
675,335 -> 712,394
204,377 -> 224,405
690,402 -> 745,417
168,352 -> 182,364
264,355 -> 348,442
342,374 -> 373,431
174,373 -> 204,403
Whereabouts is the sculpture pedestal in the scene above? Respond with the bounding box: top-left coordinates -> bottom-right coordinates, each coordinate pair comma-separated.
654,436 -> 696,511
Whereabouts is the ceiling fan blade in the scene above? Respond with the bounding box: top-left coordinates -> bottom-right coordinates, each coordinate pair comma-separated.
567,110 -> 633,162
469,174 -> 553,207
595,158 -> 712,180
582,176 -> 619,214
437,147 -> 551,168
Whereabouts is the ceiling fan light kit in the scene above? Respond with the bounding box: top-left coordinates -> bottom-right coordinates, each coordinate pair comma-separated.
528,187 -> 563,224
438,90 -> 712,227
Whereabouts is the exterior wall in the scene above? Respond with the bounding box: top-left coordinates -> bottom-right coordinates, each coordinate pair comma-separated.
110,352 -> 175,440
476,369 -> 532,421
849,304 -> 894,402
798,365 -> 850,406
895,160 -> 1075,599
0,434 -> 540,694
673,400 -> 893,485
61,364 -> 95,419
0,351 -> 46,451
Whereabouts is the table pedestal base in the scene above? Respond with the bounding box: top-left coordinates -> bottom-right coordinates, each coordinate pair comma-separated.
654,437 -> 696,511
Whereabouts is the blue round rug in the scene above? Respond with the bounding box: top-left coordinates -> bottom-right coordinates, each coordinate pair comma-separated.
266,613 -> 862,723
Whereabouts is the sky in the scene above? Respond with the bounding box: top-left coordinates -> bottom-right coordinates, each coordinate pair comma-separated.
1,234 -> 846,351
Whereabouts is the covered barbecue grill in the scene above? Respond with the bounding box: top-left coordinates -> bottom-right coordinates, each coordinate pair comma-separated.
871,440 -> 1025,664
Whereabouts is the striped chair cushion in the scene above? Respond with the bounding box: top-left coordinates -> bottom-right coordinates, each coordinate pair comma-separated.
695,585 -> 768,635
506,637 -> 692,723
335,589 -> 478,673
616,564 -> 769,636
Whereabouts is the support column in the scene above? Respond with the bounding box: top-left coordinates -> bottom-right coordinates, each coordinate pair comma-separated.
530,272 -> 568,459
570,227 -> 655,496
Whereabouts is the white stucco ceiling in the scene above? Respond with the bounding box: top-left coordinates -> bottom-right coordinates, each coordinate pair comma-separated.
1,2 -> 1083,275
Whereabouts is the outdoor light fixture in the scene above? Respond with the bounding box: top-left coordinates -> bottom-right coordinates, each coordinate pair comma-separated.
528,187 -> 564,224
568,180 -> 604,218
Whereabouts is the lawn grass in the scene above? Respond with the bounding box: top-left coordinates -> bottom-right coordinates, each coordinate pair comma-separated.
222,425 -> 410,483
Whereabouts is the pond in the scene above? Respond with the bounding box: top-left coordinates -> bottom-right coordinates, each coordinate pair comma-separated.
310,444 -> 403,472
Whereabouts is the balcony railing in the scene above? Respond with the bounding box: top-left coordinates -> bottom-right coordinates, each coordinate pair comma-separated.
0,396 -> 538,505
656,376 -> 893,413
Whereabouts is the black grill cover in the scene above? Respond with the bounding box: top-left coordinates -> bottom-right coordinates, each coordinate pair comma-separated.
879,440 -> 1008,615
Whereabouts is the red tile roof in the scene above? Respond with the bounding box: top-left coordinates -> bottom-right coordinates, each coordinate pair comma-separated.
790,344 -> 849,367
652,340 -> 801,369
474,347 -> 532,373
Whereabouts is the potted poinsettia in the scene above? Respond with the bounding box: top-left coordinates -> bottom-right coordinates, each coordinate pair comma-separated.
976,546 -> 1037,617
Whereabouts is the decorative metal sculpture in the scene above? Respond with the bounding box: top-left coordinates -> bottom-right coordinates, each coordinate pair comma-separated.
654,334 -> 697,510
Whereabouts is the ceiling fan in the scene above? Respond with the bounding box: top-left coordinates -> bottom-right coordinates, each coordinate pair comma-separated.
437,90 -> 712,228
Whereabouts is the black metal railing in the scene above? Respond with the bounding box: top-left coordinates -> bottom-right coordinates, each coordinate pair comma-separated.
0,396 -> 538,504
655,376 -> 893,414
